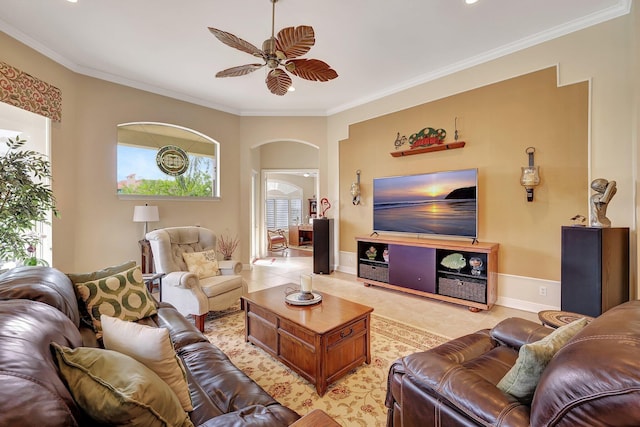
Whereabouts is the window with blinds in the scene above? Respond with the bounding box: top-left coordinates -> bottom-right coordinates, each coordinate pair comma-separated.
290,199 -> 302,225
266,198 -> 302,229
266,199 -> 288,229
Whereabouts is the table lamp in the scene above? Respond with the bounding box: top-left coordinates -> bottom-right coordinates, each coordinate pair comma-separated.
133,204 -> 159,238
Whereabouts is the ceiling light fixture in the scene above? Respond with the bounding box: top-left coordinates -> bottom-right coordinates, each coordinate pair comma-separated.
67,0 -> 78,3
208,0 -> 338,96
465,0 -> 478,4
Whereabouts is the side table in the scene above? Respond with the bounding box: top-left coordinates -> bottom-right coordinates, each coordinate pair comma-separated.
139,239 -> 154,274
143,272 -> 164,302
538,310 -> 594,329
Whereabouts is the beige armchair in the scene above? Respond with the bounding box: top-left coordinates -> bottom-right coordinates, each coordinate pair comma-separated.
146,226 -> 247,332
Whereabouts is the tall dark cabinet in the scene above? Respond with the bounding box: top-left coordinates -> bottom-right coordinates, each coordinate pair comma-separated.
313,218 -> 333,274
561,226 -> 629,317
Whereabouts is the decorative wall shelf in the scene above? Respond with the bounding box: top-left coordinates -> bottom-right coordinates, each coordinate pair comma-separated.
390,141 -> 466,157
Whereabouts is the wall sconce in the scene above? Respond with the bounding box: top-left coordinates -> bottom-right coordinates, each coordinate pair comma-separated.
133,204 -> 160,238
520,147 -> 540,202
350,170 -> 361,205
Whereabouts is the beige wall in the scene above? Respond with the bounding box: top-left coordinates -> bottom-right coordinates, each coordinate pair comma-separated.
339,67 -> 588,282
633,0 -> 640,302
72,76 -> 241,271
259,140 -> 319,170
1,32 -> 242,272
327,8 -> 638,309
1,3 -> 638,309
0,33 -> 80,272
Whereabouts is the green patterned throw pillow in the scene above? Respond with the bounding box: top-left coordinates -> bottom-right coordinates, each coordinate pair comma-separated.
67,260 -> 138,328
73,265 -> 157,338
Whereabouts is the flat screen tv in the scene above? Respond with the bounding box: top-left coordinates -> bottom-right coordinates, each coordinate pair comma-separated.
373,168 -> 478,238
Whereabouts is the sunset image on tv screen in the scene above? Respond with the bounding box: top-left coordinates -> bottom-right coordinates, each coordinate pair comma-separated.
373,169 -> 477,238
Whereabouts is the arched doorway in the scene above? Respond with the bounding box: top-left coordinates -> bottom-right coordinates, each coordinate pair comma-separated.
250,140 -> 319,260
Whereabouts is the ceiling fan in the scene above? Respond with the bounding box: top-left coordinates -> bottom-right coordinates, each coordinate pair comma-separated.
208,0 -> 338,96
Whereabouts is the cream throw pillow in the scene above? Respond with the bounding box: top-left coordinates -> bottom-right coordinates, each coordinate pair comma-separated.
497,317 -> 589,403
101,315 -> 193,412
182,250 -> 219,279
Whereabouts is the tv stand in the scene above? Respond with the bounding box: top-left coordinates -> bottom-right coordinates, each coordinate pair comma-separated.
355,235 -> 499,311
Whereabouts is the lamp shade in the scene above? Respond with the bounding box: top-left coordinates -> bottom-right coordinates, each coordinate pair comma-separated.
133,205 -> 159,223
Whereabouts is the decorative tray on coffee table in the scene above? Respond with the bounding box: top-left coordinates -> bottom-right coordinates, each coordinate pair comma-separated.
285,291 -> 323,306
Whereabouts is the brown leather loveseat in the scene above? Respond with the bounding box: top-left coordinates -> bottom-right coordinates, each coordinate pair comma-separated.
386,300 -> 640,426
0,266 -> 300,427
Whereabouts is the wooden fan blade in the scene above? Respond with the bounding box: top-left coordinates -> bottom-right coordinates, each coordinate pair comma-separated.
275,26 -> 315,59
208,27 -> 264,58
285,59 -> 338,82
215,64 -> 264,78
266,69 -> 292,96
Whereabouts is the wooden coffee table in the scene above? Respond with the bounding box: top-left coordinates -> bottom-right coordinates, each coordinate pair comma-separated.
241,284 -> 373,396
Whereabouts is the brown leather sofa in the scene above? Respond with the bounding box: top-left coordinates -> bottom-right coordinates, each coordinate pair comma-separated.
0,266 -> 300,427
386,300 -> 640,426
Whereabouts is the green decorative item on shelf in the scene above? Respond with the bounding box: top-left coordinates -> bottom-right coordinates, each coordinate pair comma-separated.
0,135 -> 58,264
408,127 -> 446,148
440,253 -> 466,271
365,246 -> 377,260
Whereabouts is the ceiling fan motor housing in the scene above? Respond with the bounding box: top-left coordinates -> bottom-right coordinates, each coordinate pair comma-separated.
262,38 -> 276,55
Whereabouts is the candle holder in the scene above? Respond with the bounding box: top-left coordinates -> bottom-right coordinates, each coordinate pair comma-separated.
284,275 -> 323,305
299,274 -> 314,300
520,147 -> 540,202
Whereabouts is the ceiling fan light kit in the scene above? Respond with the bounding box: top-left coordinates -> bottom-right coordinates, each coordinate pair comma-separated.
208,0 -> 338,96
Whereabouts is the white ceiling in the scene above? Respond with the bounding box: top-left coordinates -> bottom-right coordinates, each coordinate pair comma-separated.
0,0 -> 630,116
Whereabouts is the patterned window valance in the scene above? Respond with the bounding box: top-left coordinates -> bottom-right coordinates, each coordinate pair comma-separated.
0,61 -> 62,122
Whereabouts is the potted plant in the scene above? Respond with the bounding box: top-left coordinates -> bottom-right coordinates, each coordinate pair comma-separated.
218,232 -> 239,260
0,135 -> 57,265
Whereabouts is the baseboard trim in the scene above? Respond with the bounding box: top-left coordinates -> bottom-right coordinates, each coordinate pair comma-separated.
336,264 -> 357,275
496,296 -> 559,313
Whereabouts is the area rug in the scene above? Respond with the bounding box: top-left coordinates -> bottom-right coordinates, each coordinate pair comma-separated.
203,307 -> 449,426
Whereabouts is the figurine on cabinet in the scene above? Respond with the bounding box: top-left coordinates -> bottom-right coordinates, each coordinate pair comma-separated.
590,178 -> 617,227
365,246 -> 377,260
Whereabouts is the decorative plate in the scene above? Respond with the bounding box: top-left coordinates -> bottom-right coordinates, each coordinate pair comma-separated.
285,292 -> 323,306
440,253 -> 466,270
156,145 -> 189,176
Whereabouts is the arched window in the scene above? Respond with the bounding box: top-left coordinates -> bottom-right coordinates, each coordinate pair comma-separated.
117,122 -> 220,199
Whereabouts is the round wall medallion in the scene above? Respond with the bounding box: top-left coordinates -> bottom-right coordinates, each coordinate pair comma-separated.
156,145 -> 189,176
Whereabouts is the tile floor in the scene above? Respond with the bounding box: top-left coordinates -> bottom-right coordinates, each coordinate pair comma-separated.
242,251 -> 540,339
